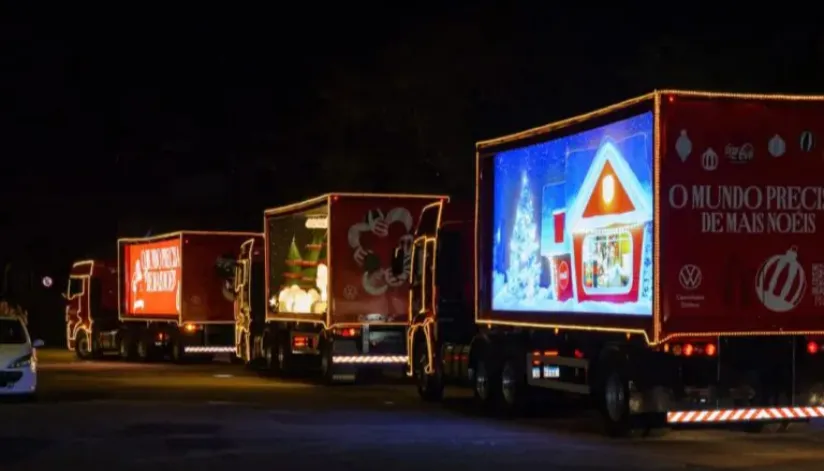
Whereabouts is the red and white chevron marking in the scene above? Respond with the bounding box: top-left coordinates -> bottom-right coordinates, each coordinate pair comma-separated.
332,355 -> 408,364
667,406 -> 824,423
184,346 -> 236,353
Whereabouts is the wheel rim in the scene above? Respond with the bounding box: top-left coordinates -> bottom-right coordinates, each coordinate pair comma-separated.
605,372 -> 626,421
265,346 -> 272,367
475,361 -> 488,400
501,362 -> 516,405
138,342 -> 146,358
120,341 -> 128,356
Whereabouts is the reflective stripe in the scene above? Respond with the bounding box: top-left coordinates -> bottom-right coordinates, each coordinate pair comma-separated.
667,406 -> 824,423
184,346 -> 236,353
332,355 -> 408,364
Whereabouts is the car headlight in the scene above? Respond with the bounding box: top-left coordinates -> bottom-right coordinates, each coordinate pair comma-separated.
8,354 -> 31,369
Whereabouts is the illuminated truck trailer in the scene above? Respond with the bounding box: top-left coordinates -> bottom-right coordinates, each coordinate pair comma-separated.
408,90 -> 824,437
65,230 -> 259,362
252,193 -> 446,383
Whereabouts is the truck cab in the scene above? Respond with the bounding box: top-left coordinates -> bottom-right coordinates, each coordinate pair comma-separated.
65,260 -> 119,359
407,200 -> 475,398
234,236 -> 266,364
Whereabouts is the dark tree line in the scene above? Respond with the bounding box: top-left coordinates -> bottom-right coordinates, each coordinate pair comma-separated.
4,8 -> 824,264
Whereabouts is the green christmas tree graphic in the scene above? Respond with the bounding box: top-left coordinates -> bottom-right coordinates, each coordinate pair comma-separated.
282,237 -> 303,290
301,232 -> 326,289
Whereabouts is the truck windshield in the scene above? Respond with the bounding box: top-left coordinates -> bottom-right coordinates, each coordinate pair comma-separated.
436,228 -> 463,302
0,318 -> 27,344
67,278 -> 84,298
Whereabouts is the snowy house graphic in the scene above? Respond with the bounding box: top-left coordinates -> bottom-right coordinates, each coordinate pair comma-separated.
565,141 -> 652,304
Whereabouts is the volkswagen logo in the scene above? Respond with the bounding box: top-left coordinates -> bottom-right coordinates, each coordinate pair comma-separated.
678,264 -> 703,290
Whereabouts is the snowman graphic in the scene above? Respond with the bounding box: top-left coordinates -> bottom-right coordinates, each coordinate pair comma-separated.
347,207 -> 415,298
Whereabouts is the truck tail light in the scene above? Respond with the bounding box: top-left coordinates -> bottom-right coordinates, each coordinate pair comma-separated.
669,342 -> 716,357
807,341 -> 820,355
183,323 -> 198,333
293,336 -> 309,349
705,343 -> 716,357
336,328 -> 359,338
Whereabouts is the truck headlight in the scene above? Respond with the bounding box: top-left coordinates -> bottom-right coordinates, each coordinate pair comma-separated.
8,354 -> 31,369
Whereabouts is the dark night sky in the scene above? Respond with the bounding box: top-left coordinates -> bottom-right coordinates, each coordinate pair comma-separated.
1,6 -> 822,276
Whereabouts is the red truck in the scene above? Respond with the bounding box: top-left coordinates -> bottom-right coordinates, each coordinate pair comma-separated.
408,90 -> 824,436
245,193 -> 447,383
65,230 -> 259,361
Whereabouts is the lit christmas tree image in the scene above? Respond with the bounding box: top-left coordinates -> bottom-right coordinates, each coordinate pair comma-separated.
300,232 -> 326,290
282,237 -> 304,290
506,173 -> 542,302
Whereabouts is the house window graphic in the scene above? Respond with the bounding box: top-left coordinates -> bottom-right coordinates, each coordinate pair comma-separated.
567,141 -> 652,304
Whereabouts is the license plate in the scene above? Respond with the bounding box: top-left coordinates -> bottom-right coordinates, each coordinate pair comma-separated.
543,365 -> 560,378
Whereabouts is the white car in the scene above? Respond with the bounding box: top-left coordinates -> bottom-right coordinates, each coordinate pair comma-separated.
0,314 -> 43,398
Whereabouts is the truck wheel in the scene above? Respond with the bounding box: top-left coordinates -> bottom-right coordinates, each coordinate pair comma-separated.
76,332 -> 92,360
320,341 -> 337,385
264,342 -> 280,375
597,353 -> 633,437
119,336 -> 134,361
136,337 -> 152,362
276,343 -> 291,376
500,356 -> 528,415
473,354 -> 502,412
171,340 -> 186,364
416,352 -> 444,402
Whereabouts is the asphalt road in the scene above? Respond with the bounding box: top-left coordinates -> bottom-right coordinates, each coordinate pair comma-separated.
2,350 -> 824,470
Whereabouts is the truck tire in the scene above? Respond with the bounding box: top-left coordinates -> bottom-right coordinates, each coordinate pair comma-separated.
320,340 -> 337,385
473,352 -> 502,413
75,331 -> 92,360
415,351 -> 444,402
596,352 -> 633,437
275,342 -> 292,376
170,338 -> 186,363
136,337 -> 152,362
500,356 -> 528,415
264,341 -> 283,376
119,336 -> 135,361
